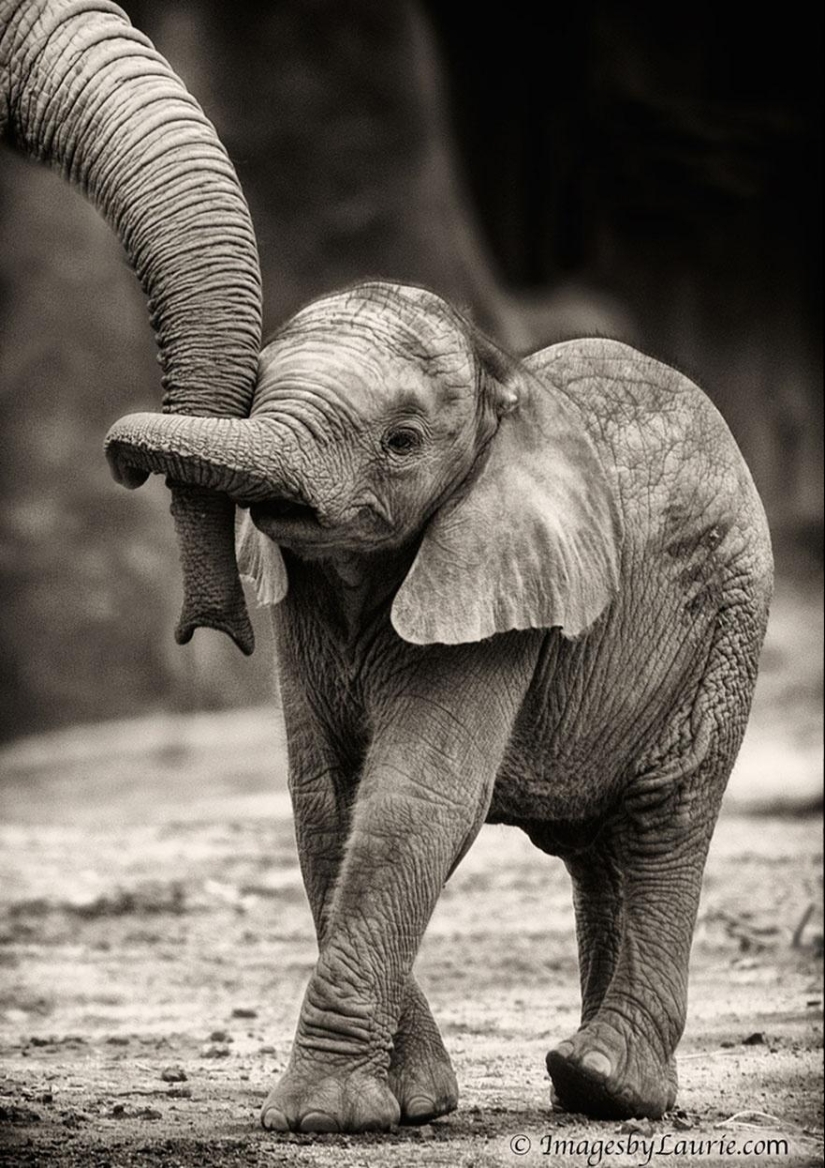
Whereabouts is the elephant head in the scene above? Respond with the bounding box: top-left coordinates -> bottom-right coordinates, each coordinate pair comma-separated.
106,282 -> 622,644
1,0 -> 262,653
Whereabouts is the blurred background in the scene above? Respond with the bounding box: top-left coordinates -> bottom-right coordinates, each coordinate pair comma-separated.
0,0 -> 821,751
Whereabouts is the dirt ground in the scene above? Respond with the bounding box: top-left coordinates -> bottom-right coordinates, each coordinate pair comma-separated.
0,582 -> 822,1167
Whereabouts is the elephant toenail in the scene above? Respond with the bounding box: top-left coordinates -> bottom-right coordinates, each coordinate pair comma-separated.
261,1105 -> 290,1131
300,1110 -> 340,1133
404,1095 -> 435,1123
556,1041 -> 575,1058
581,1051 -> 612,1078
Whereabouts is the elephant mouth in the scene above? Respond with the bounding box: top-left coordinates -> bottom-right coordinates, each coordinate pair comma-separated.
249,498 -> 325,543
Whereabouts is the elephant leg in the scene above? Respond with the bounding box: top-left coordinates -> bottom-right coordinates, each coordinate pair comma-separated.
565,843 -> 625,1026
388,978 -> 458,1124
260,636 -> 535,1132
278,704 -> 456,1126
546,603 -> 767,1121
546,842 -> 624,1113
263,767 -> 478,1132
547,756 -> 724,1119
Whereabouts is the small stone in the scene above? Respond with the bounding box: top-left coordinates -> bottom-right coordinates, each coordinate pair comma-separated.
160,1065 -> 188,1083
0,1104 -> 41,1124
209,1029 -> 231,1043
136,1107 -> 162,1120
743,1032 -> 766,1045
258,1044 -> 276,1054
231,1007 -> 258,1019
618,1119 -> 655,1136
166,1086 -> 192,1099
201,1043 -> 231,1059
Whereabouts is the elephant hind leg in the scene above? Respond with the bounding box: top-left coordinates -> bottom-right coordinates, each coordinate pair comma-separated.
547,727 -> 731,1117
547,843 -> 625,1114
547,783 -> 709,1120
547,734 -> 738,1118
548,595 -> 767,1119
564,843 -> 625,1027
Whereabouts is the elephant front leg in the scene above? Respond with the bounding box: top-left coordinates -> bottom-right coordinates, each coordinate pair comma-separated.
263,637 -> 536,1133
284,763 -> 457,1127
263,756 -> 480,1132
388,977 -> 458,1123
264,971 -> 457,1131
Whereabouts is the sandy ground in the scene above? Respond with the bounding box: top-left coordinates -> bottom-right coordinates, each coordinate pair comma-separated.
0,581 -> 822,1167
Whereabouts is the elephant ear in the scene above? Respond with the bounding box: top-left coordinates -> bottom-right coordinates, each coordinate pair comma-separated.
235,511 -> 289,607
391,340 -> 622,645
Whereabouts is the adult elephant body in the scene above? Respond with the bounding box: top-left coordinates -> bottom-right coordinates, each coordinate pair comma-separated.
0,0 -> 262,651
108,282 -> 773,1130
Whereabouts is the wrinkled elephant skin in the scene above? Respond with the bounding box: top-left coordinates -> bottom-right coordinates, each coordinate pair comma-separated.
1,0 -> 262,652
106,282 -> 773,1130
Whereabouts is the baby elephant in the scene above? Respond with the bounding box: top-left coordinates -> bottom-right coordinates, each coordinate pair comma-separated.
107,282 -> 773,1131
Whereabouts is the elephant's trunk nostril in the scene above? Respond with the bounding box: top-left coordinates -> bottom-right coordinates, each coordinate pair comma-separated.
111,456 -> 150,489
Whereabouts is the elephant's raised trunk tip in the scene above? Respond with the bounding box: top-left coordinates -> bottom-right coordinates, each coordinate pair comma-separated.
106,445 -> 150,489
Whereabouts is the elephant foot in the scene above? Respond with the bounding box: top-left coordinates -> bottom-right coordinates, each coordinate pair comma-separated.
261,1065 -> 401,1133
387,981 -> 458,1124
546,1017 -> 678,1120
388,1033 -> 458,1124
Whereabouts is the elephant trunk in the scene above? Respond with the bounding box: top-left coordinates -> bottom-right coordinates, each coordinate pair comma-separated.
105,413 -> 301,505
107,413 -> 305,646
0,0 -> 263,653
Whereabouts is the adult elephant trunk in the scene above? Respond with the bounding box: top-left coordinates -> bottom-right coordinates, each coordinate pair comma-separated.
0,0 -> 262,654
105,412 -> 299,505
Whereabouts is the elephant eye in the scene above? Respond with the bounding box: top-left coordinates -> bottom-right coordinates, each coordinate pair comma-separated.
382,427 -> 422,456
